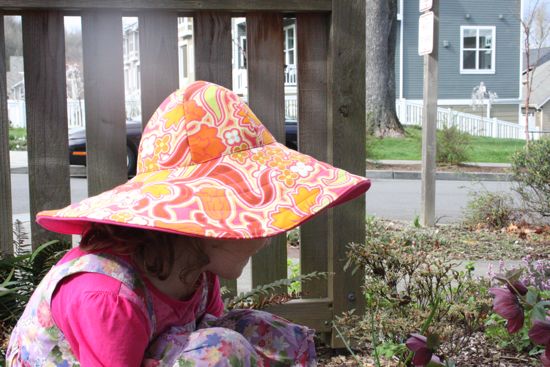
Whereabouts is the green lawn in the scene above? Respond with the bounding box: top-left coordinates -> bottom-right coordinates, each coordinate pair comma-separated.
368,126 -> 526,163
8,127 -> 27,151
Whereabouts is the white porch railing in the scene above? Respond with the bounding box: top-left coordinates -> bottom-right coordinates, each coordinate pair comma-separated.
396,99 -> 536,140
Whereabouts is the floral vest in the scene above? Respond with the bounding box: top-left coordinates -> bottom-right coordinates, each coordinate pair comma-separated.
5,253 -> 209,366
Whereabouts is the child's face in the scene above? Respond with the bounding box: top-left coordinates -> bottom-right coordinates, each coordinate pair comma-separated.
201,238 -> 270,279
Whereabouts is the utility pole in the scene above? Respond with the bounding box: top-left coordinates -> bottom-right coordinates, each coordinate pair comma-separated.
419,0 -> 439,226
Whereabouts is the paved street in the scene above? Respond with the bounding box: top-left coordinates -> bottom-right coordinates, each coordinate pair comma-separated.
365,178 -> 516,224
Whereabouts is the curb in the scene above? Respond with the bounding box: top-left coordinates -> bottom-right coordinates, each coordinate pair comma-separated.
367,170 -> 513,182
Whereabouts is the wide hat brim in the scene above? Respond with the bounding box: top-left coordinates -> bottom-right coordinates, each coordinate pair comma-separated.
37,142 -> 370,239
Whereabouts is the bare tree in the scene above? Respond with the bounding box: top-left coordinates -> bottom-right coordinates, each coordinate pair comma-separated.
521,0 -> 550,142
365,0 -> 404,137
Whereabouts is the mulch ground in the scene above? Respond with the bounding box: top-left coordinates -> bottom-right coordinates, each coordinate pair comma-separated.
316,332 -> 540,366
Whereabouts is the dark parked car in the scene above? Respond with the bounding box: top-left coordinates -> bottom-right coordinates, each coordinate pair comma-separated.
69,118 -> 298,176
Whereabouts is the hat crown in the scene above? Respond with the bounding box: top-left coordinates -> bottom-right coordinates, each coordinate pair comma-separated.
137,81 -> 275,174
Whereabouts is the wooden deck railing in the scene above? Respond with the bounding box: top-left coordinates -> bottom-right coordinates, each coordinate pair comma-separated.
0,0 -> 366,347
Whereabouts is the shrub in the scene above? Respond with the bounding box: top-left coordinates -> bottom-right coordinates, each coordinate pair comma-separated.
511,138 -> 550,217
338,218 -> 492,363
1,238 -> 71,362
463,191 -> 517,229
436,125 -> 472,165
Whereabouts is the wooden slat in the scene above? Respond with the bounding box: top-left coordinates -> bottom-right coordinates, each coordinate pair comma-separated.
194,11 -> 235,296
0,15 -> 12,254
139,11 -> 179,127
22,11 -> 71,247
265,298 -> 332,332
296,13 -> 329,298
247,13 -> 287,288
327,0 -> 366,347
194,12 -> 232,89
0,1 -> 331,12
81,11 -> 127,196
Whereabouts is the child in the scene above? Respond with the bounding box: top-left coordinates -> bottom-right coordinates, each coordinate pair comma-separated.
6,81 -> 371,366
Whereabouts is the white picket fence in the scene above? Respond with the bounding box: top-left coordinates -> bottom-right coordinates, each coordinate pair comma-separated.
8,99 -> 141,129
395,100 -> 536,140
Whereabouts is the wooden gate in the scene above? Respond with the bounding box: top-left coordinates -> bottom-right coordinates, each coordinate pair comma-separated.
0,0 -> 366,347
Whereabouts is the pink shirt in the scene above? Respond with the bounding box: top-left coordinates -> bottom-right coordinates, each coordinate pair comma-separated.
51,247 -> 224,367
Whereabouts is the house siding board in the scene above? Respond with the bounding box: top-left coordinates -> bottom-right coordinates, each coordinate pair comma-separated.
402,0 -> 520,100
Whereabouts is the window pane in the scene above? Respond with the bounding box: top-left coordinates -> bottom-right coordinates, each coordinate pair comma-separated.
463,29 -> 477,48
463,51 -> 476,69
479,29 -> 493,49
289,50 -> 294,65
288,28 -> 294,49
479,50 -> 492,69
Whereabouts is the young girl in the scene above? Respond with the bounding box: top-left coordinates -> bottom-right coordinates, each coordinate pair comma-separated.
6,81 -> 371,366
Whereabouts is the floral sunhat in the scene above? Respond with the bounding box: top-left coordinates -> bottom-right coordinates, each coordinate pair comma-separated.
37,81 -> 371,239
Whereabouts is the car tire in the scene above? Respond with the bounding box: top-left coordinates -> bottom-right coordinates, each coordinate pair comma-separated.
127,145 -> 137,176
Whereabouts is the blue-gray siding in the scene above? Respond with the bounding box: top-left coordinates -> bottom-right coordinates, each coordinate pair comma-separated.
400,0 -> 521,100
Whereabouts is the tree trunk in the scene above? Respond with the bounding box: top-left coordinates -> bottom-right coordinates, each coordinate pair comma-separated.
365,0 -> 404,137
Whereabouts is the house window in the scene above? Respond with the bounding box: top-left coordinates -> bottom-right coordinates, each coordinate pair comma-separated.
284,25 -> 295,66
460,26 -> 495,74
238,36 -> 247,69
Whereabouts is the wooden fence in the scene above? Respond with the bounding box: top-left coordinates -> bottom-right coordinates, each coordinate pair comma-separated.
0,0 -> 367,347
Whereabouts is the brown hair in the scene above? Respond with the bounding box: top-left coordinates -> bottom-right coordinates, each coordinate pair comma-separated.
80,223 -> 209,283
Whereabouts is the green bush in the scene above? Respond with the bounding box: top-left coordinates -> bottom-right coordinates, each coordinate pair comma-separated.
511,138 -> 550,217
0,228 -> 71,362
463,191 -> 517,229
436,125 -> 472,165
338,218 -> 492,363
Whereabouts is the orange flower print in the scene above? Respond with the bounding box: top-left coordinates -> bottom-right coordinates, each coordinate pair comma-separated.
278,169 -> 299,187
229,150 -> 249,164
154,135 -> 171,155
271,206 -> 301,230
183,99 -> 207,123
143,157 -> 159,172
268,156 -> 287,170
223,129 -> 241,145
37,300 -> 54,328
196,187 -> 231,222
188,125 -> 227,163
251,151 -> 268,164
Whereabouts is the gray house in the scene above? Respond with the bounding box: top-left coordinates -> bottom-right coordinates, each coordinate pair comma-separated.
397,0 -> 523,123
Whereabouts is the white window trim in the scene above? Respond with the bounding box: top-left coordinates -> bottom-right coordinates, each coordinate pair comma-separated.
283,24 -> 296,66
460,25 -> 496,75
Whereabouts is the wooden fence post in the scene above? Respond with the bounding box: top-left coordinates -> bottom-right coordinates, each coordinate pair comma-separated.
297,13 -> 330,299
246,13 -> 287,288
139,11 -> 179,128
22,11 -> 71,247
328,0 -> 366,348
81,10 -> 127,196
0,15 -> 12,254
